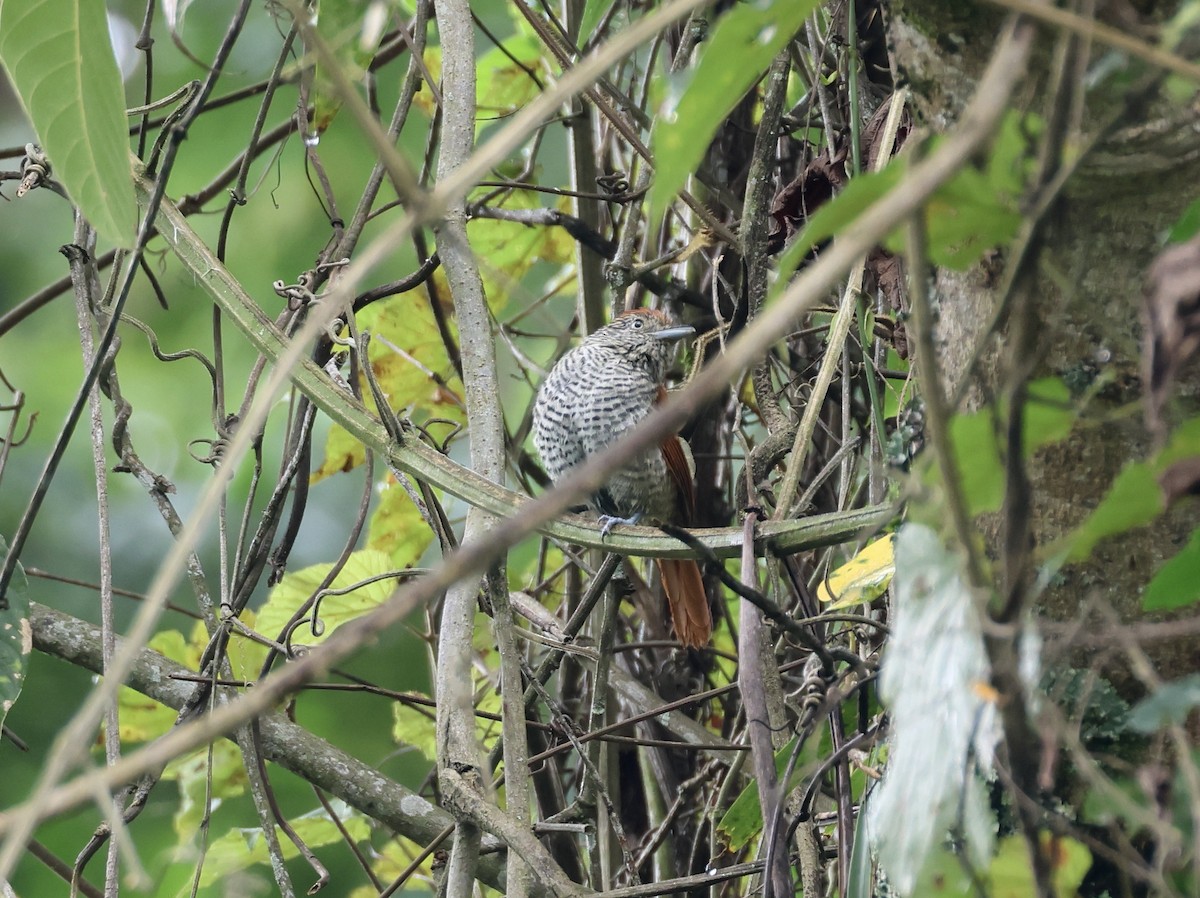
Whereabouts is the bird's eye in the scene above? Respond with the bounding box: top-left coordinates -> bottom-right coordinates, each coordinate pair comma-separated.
631,318 -> 643,328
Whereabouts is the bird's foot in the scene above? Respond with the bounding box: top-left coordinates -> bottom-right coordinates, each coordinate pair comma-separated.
598,512 -> 642,538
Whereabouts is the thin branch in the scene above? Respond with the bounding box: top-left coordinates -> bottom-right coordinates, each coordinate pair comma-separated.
982,0 -> 1200,80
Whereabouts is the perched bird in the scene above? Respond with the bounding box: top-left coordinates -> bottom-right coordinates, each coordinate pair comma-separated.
532,309 -> 712,647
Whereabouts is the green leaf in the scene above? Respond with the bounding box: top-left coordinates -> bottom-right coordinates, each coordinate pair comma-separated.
909,845 -> 975,897
391,696 -> 437,763
1062,416 -> 1200,562
309,0 -> 386,133
1064,463 -> 1162,562
0,535 -> 31,732
914,166 -> 1021,270
1128,674 -> 1200,733
716,737 -> 804,850
465,193 -> 576,308
313,293 -> 464,482
476,30 -> 544,126
937,378 -> 1076,517
1080,777 -> 1145,827
985,110 -> 1040,197
115,629 -> 193,743
946,409 -> 1005,515
255,550 -> 396,648
1143,526 -> 1200,611
577,0 -> 618,50
776,110 -> 1035,288
168,741 -> 248,840
845,788 -> 877,898
1168,197 -> 1200,243
367,477 -> 434,569
990,833 -> 1091,898
650,0 -> 817,217
200,806 -> 371,888
0,0 -> 136,247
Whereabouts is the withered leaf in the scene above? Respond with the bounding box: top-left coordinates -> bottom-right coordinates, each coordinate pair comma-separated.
1158,457 -> 1200,507
767,146 -> 848,255
866,248 -> 909,357
862,96 -> 912,173
1143,235 -> 1200,436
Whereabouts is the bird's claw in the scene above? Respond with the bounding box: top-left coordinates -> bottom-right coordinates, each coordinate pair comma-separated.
598,513 -> 641,538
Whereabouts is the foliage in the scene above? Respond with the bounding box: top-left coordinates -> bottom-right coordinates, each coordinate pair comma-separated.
649,0 -> 819,218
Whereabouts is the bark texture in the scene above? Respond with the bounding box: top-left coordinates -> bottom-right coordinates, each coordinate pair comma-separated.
893,2 -> 1200,686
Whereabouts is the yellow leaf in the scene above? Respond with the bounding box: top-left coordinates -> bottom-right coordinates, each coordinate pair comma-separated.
816,533 -> 896,610
368,475 -> 434,568
255,550 -> 396,650
391,696 -> 437,763
313,293 -> 464,483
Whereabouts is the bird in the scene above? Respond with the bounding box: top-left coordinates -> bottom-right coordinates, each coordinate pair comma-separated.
532,308 -> 712,647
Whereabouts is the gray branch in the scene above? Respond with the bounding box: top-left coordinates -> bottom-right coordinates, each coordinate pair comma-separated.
26,601 -> 523,896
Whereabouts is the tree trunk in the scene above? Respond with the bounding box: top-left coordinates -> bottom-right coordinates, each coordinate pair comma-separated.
893,1 -> 1200,686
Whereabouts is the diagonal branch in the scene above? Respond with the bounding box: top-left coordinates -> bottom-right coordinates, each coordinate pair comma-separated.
26,601 -> 524,896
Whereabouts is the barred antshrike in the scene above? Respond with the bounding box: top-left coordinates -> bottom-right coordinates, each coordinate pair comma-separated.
532,309 -> 712,647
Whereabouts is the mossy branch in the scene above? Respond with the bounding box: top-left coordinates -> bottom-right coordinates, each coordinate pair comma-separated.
137,169 -> 892,559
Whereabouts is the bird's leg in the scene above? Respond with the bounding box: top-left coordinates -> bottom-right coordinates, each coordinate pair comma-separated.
598,512 -> 642,538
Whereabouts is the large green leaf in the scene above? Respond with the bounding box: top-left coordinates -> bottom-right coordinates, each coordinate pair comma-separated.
1128,674 -> 1200,733
649,0 -> 817,217
0,536 -> 31,732
1143,526 -> 1200,611
925,378 -> 1076,517
255,549 -> 396,648
715,738 -> 794,851
0,0 -> 136,247
200,807 -> 371,888
1062,416 -> 1200,562
309,0 -> 386,134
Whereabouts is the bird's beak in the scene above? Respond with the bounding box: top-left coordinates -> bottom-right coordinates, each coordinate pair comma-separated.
652,325 -> 696,343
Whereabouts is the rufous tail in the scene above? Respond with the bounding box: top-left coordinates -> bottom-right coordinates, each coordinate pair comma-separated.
657,558 -> 711,647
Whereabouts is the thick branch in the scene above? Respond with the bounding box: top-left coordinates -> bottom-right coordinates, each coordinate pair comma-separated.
25,601 -> 522,895
151,174 -> 894,553
433,0 -> 524,894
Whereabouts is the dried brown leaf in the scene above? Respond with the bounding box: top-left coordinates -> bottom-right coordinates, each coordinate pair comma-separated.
866,248 -> 908,357
767,146 -> 849,255
1158,457 -> 1200,507
1143,235 -> 1200,436
862,97 -> 912,173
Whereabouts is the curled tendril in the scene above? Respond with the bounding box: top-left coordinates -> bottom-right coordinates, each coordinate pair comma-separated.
188,437 -> 229,466
325,319 -> 355,349
282,615 -> 320,659
17,144 -> 51,197
273,279 -> 316,310
797,653 -> 830,715
411,418 -> 464,454
596,171 -> 629,195
315,257 -> 350,275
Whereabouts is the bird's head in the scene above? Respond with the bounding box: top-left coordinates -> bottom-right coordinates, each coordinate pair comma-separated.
586,309 -> 695,378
